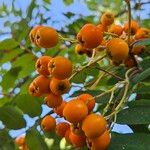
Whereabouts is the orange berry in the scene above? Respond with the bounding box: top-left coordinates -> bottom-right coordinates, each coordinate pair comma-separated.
35,56 -> 52,76
100,12 -> 114,26
131,45 -> 145,55
77,24 -> 103,49
135,28 -> 150,40
35,26 -> 58,48
15,135 -> 25,146
106,38 -> 129,62
69,131 -> 86,147
28,75 -> 50,97
109,24 -> 123,36
29,25 -> 43,44
124,57 -> 136,68
50,77 -> 70,95
82,114 -> 107,139
124,20 -> 139,35
75,44 -> 85,55
63,99 -> 88,124
97,24 -> 108,32
53,101 -> 67,117
65,129 -> 71,144
90,130 -> 110,150
56,122 -> 70,137
48,56 -> 72,80
41,115 -> 56,132
44,93 -> 63,108
78,93 -> 95,113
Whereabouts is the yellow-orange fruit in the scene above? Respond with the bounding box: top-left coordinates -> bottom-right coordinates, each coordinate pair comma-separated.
48,56 -> 72,80
63,99 -> 88,124
109,24 -> 123,36
97,24 -> 108,32
65,129 -> 71,144
77,24 -> 103,49
69,131 -> 86,147
78,93 -> 95,113
124,57 -> 136,68
41,115 -> 56,132
15,135 -> 25,146
56,122 -> 70,137
50,77 -> 70,95
90,130 -> 110,150
35,56 -> 52,76
100,12 -> 114,26
44,93 -> 63,108
75,44 -> 85,55
135,28 -> 150,40
131,45 -> 145,55
35,26 -> 58,48
106,38 -> 129,62
53,101 -> 67,117
28,75 -> 50,97
29,25 -> 43,44
82,114 -> 107,139
124,20 -> 139,35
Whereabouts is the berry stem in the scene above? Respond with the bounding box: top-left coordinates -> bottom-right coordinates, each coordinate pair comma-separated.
104,32 -> 119,37
58,34 -> 78,43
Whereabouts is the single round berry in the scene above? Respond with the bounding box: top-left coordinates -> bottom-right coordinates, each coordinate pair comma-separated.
109,24 -> 123,36
48,56 -> 72,80
100,12 -> 114,26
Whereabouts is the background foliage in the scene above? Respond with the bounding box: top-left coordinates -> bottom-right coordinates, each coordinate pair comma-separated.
0,0 -> 150,149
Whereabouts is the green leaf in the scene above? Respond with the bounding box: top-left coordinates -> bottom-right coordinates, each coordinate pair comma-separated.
117,101 -> 150,124
63,0 -> 73,5
0,39 -> 19,50
135,38 -> 150,47
14,94 -> 42,117
109,132 -> 150,150
132,68 -> 150,84
1,67 -> 21,91
26,128 -> 48,150
0,106 -> 26,129
135,84 -> 150,94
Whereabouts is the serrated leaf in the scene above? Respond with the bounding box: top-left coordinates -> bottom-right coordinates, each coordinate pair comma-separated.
109,132 -> 150,150
117,104 -> 150,124
1,67 -> 21,91
0,39 -> 19,50
26,128 -> 48,150
0,106 -> 26,129
14,94 -> 42,117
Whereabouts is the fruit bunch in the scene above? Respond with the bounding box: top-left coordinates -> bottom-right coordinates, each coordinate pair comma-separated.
75,12 -> 150,68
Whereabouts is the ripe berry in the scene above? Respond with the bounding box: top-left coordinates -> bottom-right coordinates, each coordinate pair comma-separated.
97,24 -> 108,32
109,24 -> 123,36
106,38 -> 129,63
100,12 -> 114,26
48,56 -> 72,80
53,101 -> 67,117
29,25 -> 43,44
131,45 -> 145,55
35,26 -> 58,48
135,28 -> 150,40
65,129 -> 71,144
35,56 -> 52,76
50,77 -> 70,95
77,24 -> 103,49
41,115 -> 56,132
44,93 -> 63,108
124,20 -> 139,35
90,130 -> 110,150
124,57 -> 136,68
15,135 -> 25,146
28,75 -> 50,97
82,114 -> 107,139
56,122 -> 70,137
63,99 -> 88,124
69,131 -> 86,147
78,93 -> 95,113
75,44 -> 85,55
